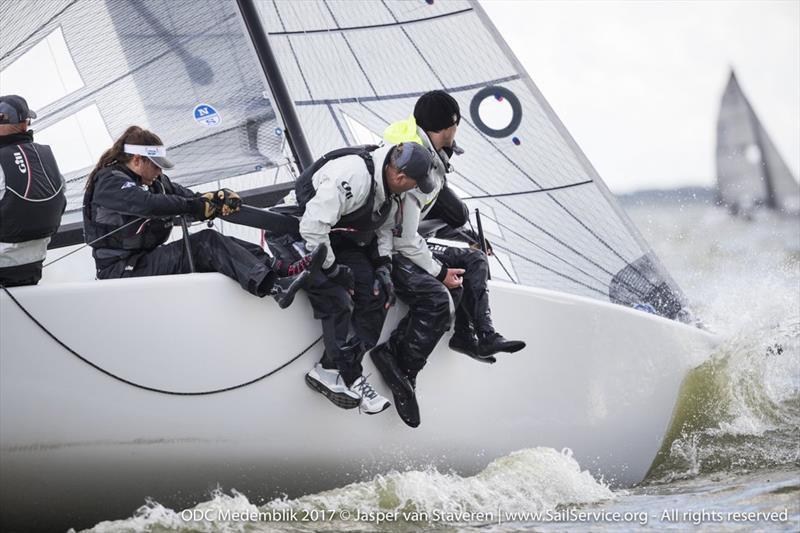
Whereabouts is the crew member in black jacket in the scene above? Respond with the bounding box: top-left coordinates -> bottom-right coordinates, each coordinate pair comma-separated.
0,95 -> 66,286
83,125 -> 322,307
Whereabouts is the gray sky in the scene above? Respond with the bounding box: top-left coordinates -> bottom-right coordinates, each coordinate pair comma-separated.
481,0 -> 800,193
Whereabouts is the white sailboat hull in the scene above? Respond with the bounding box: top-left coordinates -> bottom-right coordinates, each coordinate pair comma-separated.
0,274 -> 715,530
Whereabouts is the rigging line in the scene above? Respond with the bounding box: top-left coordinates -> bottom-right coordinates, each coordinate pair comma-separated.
271,0 -> 315,101
547,193 -> 661,292
379,0 -> 447,88
268,7 -> 473,36
42,217 -> 146,269
462,180 -> 593,199
489,243 -> 607,297
293,75 -> 520,106
321,0 -> 379,98
33,12 -> 238,123
0,284 -> 322,396
0,0 -> 79,62
326,103 -> 351,145
491,250 -> 517,284
479,211 -> 611,290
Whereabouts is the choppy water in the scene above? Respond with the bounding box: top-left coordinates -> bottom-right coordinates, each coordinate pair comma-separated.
80,203 -> 800,533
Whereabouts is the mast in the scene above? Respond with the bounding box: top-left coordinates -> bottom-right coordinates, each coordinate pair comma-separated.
235,0 -> 314,170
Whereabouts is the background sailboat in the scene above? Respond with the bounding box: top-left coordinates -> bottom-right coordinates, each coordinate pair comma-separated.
0,1 -> 715,530
716,70 -> 800,216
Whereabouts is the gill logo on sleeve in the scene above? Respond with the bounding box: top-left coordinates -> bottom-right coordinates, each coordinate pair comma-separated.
339,181 -> 353,200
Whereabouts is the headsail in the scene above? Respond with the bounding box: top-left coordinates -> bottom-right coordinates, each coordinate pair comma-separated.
716,70 -> 800,215
254,0 -> 688,320
0,0 -> 287,214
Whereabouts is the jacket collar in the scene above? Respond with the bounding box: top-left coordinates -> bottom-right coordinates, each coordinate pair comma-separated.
0,130 -> 34,147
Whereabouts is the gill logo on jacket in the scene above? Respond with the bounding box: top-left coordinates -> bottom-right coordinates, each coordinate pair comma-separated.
13,152 -> 26,174
339,181 -> 353,200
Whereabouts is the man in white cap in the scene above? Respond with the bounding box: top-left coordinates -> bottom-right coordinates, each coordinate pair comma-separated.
0,95 -> 66,286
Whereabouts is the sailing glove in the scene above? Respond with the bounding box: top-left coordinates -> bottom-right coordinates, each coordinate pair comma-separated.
193,193 -> 219,220
324,263 -> 355,293
373,264 -> 396,308
212,188 -> 242,216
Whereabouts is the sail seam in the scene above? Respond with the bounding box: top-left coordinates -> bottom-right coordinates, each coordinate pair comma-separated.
0,0 -> 79,63
271,0 -> 315,100
462,180 -> 593,199
322,0 -> 379,98
267,7 -> 473,36
379,0 -> 447,88
327,104 -> 351,145
293,75 -> 520,106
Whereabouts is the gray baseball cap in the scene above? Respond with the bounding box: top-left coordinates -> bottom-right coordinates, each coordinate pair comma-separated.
0,95 -> 37,124
394,142 -> 435,193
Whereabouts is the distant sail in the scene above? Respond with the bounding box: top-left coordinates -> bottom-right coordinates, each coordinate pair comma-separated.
255,0 -> 688,320
716,70 -> 800,215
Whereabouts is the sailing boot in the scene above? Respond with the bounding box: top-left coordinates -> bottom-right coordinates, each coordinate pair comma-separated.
305,363 -> 360,409
477,330 -> 526,358
449,330 -> 496,364
270,244 -> 327,309
370,344 -> 420,428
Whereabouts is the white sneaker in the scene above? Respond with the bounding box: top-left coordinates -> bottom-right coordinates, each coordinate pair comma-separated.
305,364 -> 360,410
349,375 -> 391,415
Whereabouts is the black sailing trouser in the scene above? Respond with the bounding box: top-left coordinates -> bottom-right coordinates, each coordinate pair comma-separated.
433,246 -> 494,336
386,254 -> 462,379
97,229 -> 276,297
0,260 -> 43,287
306,245 -> 388,386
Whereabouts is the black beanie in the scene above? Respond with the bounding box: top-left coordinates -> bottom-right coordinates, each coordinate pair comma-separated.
413,90 -> 460,132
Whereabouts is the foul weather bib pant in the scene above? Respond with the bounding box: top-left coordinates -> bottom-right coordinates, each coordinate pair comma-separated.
386,254 -> 463,379
433,246 -> 493,337
306,242 -> 388,386
97,229 -> 277,297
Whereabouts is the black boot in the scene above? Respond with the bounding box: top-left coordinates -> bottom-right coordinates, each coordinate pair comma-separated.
370,344 -> 419,428
477,330 -> 526,358
271,244 -> 327,309
449,333 -> 496,364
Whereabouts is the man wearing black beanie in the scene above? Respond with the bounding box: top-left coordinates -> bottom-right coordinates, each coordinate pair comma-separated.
372,90 -> 525,428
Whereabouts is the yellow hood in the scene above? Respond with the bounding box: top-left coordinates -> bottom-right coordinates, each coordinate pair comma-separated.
383,115 -> 423,145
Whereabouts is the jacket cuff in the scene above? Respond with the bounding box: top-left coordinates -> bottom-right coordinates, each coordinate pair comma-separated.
435,264 -> 448,282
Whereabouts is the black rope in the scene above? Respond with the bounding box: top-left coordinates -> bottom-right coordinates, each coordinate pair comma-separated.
1,285 -> 321,396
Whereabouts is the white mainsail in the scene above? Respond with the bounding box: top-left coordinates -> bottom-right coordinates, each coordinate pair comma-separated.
716,70 -> 800,215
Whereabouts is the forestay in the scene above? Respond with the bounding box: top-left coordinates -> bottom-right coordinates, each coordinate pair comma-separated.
254,0 -> 689,320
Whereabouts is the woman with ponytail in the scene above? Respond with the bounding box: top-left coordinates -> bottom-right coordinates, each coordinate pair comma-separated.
82,126 -> 324,308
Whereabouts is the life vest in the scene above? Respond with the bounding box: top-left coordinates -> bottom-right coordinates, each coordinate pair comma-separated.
0,141 -> 66,242
295,145 -> 392,246
83,166 -> 174,253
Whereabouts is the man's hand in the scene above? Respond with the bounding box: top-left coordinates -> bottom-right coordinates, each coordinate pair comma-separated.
325,264 -> 355,295
443,268 -> 465,289
373,264 -> 396,309
196,192 -> 219,220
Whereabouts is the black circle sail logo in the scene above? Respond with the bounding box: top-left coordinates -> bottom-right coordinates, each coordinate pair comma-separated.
469,85 -> 523,139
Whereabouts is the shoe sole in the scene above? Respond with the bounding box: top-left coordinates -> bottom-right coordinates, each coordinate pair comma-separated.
479,341 -> 526,357
449,342 -> 495,364
305,373 -> 360,409
361,400 -> 391,415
